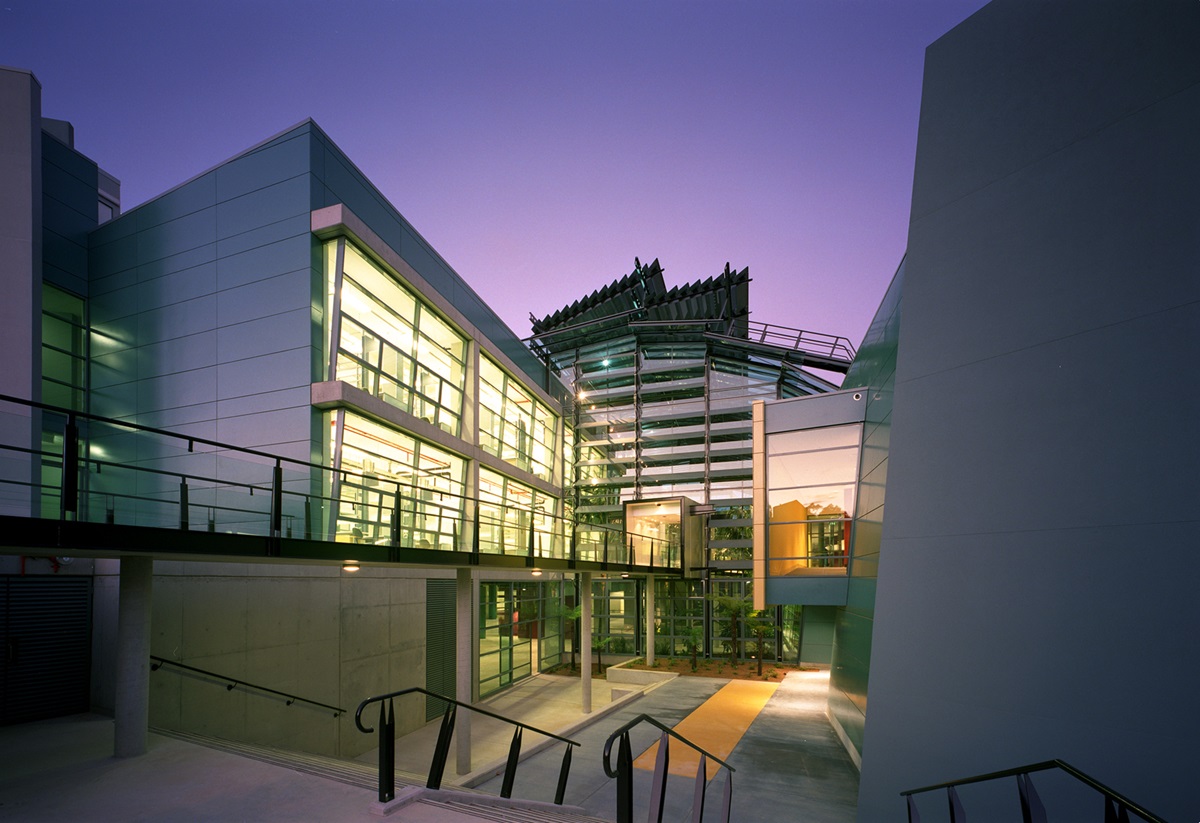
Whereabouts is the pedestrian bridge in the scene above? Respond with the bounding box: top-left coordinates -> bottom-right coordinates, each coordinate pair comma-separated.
0,393 -> 678,577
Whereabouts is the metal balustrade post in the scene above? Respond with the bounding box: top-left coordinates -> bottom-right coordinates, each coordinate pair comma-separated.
378,699 -> 395,802
60,415 -> 79,520
615,732 -> 633,823
718,770 -> 732,823
948,786 -> 965,823
304,496 -> 313,539
390,488 -> 400,548
1017,773 -> 1047,823
179,478 -> 189,530
500,726 -> 523,799
270,461 -> 282,553
554,743 -> 573,805
428,703 -> 456,790
648,731 -> 670,823
691,756 -> 707,823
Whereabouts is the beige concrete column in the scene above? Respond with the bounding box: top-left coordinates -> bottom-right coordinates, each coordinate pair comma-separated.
114,556 -> 153,757
645,574 -> 655,666
455,566 -> 474,774
580,572 -> 592,714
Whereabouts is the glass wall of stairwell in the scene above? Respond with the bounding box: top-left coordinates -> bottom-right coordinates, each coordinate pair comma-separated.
527,259 -> 845,657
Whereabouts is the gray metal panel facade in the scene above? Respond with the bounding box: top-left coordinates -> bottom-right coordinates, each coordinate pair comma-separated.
858,3 -> 1200,819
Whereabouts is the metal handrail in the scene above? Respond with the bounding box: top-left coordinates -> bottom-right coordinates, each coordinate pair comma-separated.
0,392 -> 685,569
602,714 -> 734,823
355,686 -> 580,806
149,655 -> 345,716
901,758 -> 1166,823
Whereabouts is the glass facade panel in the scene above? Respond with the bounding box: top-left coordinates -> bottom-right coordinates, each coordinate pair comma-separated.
479,580 -> 562,697
766,423 -> 862,575
329,240 -> 466,436
477,467 -> 560,558
333,412 -> 465,548
478,356 -> 557,482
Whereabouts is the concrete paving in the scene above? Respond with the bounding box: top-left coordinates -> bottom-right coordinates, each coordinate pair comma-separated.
475,670 -> 860,823
0,670 -> 859,822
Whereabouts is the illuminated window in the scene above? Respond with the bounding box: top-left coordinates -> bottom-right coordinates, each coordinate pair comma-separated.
478,356 -> 557,481
766,423 -> 862,576
327,240 -> 466,436
477,467 -> 560,558
333,412 -> 465,548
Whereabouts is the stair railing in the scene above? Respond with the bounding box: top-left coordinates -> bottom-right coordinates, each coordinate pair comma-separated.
602,713 -> 735,823
355,687 -> 580,806
149,655 -> 345,716
901,758 -> 1166,823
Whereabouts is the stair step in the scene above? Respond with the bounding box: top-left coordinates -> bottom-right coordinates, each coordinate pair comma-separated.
418,796 -> 611,823
153,727 -> 420,791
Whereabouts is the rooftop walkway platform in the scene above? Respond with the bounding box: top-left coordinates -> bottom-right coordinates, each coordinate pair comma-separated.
0,671 -> 858,822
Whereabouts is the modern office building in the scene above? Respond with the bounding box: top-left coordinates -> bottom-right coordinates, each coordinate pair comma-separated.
3,0 -> 1198,818
0,63 -> 596,752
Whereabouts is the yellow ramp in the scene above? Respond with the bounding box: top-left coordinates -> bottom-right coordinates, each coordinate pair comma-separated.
634,680 -> 777,779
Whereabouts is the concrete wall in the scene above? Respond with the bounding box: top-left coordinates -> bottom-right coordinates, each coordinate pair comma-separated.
90,560 -> 440,758
857,3 -> 1200,820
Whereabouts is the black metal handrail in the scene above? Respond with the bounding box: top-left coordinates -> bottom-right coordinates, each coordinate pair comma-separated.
602,714 -> 734,823
901,758 -> 1166,823
355,687 -> 580,806
149,655 -> 345,716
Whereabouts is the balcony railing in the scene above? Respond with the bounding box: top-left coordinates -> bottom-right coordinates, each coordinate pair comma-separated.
0,393 -> 682,571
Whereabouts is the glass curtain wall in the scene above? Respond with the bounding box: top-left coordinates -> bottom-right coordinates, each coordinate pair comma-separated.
477,467 -> 560,558
39,285 -> 87,518
479,580 -> 564,697
327,240 -> 467,436
766,423 -> 862,575
333,412 -> 466,547
478,356 -> 557,482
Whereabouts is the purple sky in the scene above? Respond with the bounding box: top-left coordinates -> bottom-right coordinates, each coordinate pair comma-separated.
5,0 -> 988,350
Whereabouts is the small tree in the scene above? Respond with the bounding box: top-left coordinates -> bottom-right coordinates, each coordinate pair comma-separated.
714,595 -> 753,661
564,604 -> 583,672
683,625 -> 704,672
746,611 -> 777,676
592,635 -> 616,674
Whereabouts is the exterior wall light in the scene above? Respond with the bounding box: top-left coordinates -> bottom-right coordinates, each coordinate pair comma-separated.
531,568 -> 543,577
342,560 -> 361,572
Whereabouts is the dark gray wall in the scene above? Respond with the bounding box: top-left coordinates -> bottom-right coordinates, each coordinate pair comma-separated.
0,68 -> 42,477
858,3 -> 1200,820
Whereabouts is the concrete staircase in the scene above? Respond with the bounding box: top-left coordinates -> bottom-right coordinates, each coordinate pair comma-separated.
153,728 -> 612,822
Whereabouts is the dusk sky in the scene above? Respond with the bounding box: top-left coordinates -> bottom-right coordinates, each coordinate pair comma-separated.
4,0 -> 988,350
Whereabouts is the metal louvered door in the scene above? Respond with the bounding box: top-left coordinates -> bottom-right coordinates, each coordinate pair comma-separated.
1,575 -> 93,726
425,579 -> 456,721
